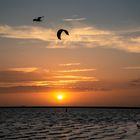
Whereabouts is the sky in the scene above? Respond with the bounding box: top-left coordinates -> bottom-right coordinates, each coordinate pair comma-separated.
0,0 -> 140,106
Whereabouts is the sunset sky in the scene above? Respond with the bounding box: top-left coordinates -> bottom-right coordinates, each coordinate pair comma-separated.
0,0 -> 140,106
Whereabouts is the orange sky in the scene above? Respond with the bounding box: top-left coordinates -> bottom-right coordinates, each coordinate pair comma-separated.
0,47 -> 140,106
0,0 -> 140,106
0,89 -> 140,107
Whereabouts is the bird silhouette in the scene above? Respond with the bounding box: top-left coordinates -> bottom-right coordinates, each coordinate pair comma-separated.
33,16 -> 44,22
57,29 -> 69,40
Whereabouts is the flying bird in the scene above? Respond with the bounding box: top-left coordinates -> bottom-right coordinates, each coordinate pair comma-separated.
33,16 -> 44,22
57,29 -> 69,40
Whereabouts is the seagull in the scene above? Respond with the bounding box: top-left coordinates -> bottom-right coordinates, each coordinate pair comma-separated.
33,16 -> 44,22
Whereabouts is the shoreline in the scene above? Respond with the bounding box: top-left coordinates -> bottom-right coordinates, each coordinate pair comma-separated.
0,106 -> 140,109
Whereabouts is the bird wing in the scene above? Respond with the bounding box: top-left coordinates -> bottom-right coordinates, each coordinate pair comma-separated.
38,16 -> 44,20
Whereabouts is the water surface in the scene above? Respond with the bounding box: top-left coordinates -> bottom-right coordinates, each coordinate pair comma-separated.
0,108 -> 140,140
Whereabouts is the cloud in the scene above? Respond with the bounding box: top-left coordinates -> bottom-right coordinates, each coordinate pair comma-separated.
54,75 -> 98,81
8,67 -> 38,72
0,67 -> 98,88
59,63 -> 80,66
0,69 -> 49,83
131,37 -> 140,43
57,68 -> 96,73
0,24 -> 140,52
0,84 -> 111,94
123,66 -> 140,70
0,67 -> 56,88
130,78 -> 140,86
2,67 -> 139,94
0,86 -> 52,93
68,86 -> 112,92
0,25 -> 55,41
63,17 -> 87,21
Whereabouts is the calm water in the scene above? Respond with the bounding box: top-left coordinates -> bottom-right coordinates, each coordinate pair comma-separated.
0,108 -> 140,140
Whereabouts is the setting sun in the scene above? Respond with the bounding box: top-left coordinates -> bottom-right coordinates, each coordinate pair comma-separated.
57,95 -> 63,100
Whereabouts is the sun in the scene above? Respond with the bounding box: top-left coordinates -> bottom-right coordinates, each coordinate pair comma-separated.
52,91 -> 68,103
57,94 -> 64,100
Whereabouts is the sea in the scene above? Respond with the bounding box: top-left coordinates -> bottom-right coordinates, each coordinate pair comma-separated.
0,108 -> 140,140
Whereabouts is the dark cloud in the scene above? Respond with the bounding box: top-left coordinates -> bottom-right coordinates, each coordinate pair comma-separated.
68,86 -> 112,92
130,78 -> 140,86
64,80 -> 112,92
0,70 -> 51,83
0,86 -> 52,94
0,84 -> 112,94
121,31 -> 140,38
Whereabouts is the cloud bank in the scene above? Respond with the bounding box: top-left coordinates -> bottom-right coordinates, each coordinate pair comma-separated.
123,66 -> 140,70
0,24 -> 140,53
0,67 -> 98,89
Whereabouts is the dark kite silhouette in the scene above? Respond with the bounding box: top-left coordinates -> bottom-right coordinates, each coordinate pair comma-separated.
33,16 -> 44,22
57,29 -> 69,40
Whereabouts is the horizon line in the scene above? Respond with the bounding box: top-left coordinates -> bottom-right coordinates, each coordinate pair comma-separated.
0,106 -> 140,109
